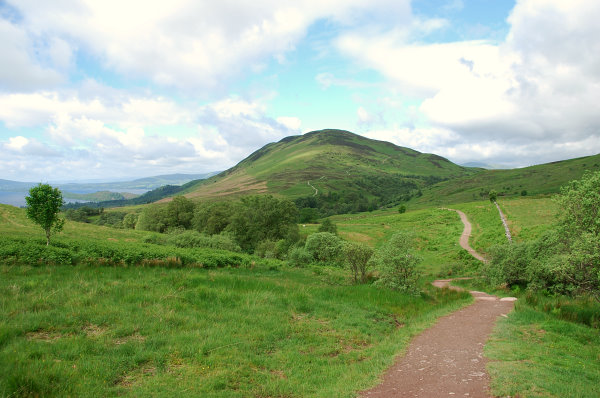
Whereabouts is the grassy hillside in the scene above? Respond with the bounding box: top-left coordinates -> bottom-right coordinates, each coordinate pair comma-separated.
414,153 -> 600,206
181,129 -> 475,204
0,204 -> 472,397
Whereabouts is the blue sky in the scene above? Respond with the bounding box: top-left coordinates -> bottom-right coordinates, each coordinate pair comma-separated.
1,0 -> 599,182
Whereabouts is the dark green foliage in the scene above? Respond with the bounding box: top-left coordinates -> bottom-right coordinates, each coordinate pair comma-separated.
122,213 -> 138,229
192,201 -> 236,235
523,292 -> 600,328
521,190 -> 528,196
94,211 -> 127,227
304,232 -> 343,264
371,232 -> 421,293
229,195 -> 299,253
136,196 -> 195,233
25,183 -> 65,245
489,189 -> 498,202
287,246 -> 312,267
486,171 -> 600,299
165,230 -> 242,252
344,242 -> 374,283
299,207 -> 319,223
137,195 -> 300,253
293,175 -> 430,217
398,205 -> 406,214
318,218 -> 337,234
166,196 -> 195,229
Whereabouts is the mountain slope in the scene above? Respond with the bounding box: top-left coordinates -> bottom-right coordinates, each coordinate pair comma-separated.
180,129 -> 476,209
414,153 -> 600,206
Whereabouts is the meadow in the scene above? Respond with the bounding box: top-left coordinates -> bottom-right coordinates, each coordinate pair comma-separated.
0,204 -> 472,397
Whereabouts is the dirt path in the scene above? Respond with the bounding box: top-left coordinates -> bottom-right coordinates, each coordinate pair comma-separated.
443,208 -> 486,262
359,210 -> 516,398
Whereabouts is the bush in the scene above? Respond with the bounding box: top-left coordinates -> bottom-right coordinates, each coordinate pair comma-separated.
304,232 -> 343,264
255,240 -> 278,259
344,242 -> 373,283
371,232 -> 421,293
318,218 -> 337,234
398,205 -> 406,214
484,242 -> 533,288
166,230 -> 242,252
287,246 -> 313,267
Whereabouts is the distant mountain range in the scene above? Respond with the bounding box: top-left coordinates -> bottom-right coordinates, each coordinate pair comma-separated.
0,173 -> 218,193
0,173 -> 219,207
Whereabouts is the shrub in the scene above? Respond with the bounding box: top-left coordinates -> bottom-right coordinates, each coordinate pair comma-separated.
398,205 -> 406,214
371,232 -> 421,293
344,242 -> 373,283
287,246 -> 313,267
484,242 -> 532,287
166,230 -> 242,252
318,218 -> 337,234
304,232 -> 343,264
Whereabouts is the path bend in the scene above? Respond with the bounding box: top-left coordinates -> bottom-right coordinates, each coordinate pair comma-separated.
359,209 -> 516,397
443,208 -> 486,262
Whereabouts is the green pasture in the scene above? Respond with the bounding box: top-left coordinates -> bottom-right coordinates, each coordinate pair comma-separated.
0,262 -> 470,397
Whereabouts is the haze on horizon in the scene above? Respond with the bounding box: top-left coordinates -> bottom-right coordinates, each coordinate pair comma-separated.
1,0 -> 599,182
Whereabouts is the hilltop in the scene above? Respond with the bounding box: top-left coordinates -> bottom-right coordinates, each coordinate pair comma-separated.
177,129 -> 476,213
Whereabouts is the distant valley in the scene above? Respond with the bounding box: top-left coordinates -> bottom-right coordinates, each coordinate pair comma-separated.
0,173 -> 217,207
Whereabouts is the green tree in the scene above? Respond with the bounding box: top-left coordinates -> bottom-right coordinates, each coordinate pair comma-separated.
25,183 -> 65,245
553,171 -> 600,298
489,189 -> 498,202
123,213 -> 138,229
305,232 -> 343,264
371,232 -> 421,293
230,195 -> 299,252
344,242 -> 373,283
166,196 -> 195,230
398,205 -> 406,214
193,201 -> 235,235
318,218 -> 337,234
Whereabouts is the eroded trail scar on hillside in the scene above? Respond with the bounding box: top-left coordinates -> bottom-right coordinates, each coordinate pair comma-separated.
360,210 -> 516,398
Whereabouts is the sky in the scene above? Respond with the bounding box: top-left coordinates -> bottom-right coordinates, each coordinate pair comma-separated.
1,0 -> 599,182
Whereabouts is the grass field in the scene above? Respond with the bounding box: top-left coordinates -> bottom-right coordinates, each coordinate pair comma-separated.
0,203 -> 473,397
326,207 -> 481,278
0,263 -> 471,397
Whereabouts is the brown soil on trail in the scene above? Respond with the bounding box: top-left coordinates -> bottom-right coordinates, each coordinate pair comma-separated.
445,208 -> 487,262
359,210 -> 516,398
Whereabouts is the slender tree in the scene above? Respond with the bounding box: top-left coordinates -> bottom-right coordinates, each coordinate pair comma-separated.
25,183 -> 65,245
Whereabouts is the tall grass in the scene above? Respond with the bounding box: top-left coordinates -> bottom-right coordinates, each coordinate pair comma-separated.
0,264 -> 471,397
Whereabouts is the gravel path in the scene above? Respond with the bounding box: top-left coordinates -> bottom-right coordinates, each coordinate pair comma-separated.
359,210 -> 516,398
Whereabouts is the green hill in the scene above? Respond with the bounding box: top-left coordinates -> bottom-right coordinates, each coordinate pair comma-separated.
180,129 -> 476,213
414,153 -> 600,206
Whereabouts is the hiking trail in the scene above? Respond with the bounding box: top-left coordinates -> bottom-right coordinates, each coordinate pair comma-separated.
359,208 -> 516,398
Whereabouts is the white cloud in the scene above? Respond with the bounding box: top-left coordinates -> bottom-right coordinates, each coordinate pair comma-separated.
276,116 -> 302,130
0,19 -> 63,91
0,88 -> 297,180
4,0 -> 412,92
338,0 -> 600,166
